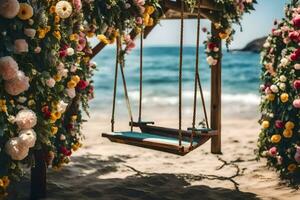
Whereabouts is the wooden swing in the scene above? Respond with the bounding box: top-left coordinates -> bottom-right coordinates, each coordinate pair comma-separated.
102,1 -> 222,156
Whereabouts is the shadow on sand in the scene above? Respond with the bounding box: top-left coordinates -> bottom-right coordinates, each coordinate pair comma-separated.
8,154 -> 259,200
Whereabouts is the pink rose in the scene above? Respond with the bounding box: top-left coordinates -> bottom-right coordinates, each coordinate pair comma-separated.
24,28 -> 36,39
4,71 -> 30,96
72,0 -> 82,11
295,147 -> 300,163
66,88 -> 76,98
0,0 -> 20,19
15,109 -> 37,130
77,36 -> 86,52
14,39 -> 28,54
268,147 -> 277,157
46,78 -> 56,88
293,99 -> 300,108
293,15 -> 300,28
136,17 -> 143,25
0,56 -> 19,80
293,80 -> 300,89
275,120 -> 284,129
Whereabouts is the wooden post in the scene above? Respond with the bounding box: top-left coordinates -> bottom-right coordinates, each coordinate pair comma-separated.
210,24 -> 222,154
30,149 -> 47,200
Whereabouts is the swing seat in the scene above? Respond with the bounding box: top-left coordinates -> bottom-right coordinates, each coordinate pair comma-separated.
102,129 -> 217,156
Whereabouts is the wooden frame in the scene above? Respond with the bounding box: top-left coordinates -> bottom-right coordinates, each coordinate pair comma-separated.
31,0 -> 223,198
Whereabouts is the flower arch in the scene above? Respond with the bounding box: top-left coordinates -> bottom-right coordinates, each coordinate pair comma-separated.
258,0 -> 300,182
0,0 -> 256,197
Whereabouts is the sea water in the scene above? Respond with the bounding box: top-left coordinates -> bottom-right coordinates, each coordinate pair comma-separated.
91,46 -> 261,120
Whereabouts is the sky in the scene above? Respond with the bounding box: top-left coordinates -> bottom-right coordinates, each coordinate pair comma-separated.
141,0 -> 289,49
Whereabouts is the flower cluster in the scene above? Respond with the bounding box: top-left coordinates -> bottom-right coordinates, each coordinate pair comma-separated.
258,1 -> 300,182
0,0 -> 95,197
204,0 -> 257,66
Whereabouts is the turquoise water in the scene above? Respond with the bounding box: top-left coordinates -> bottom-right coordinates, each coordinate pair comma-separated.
91,46 -> 260,111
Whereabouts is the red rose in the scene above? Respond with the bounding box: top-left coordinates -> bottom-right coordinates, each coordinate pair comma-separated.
289,31 -> 300,42
76,80 -> 89,90
275,120 -> 284,129
207,42 -> 217,50
294,80 -> 300,89
290,53 -> 298,61
293,16 -> 300,28
67,123 -> 74,131
60,146 -> 72,156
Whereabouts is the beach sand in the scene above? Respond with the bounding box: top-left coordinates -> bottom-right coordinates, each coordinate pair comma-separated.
8,107 -> 300,200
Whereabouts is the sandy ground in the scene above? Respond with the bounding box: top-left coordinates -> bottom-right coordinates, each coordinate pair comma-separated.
8,109 -> 300,200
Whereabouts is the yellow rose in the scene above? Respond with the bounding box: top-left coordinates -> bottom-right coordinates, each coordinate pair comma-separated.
267,94 -> 275,101
71,115 -> 77,121
69,34 -> 79,41
261,121 -> 270,129
38,29 -> 47,39
219,32 -> 229,40
87,32 -> 95,38
67,80 -> 77,89
147,18 -> 154,27
54,112 -> 62,119
271,134 -> 281,143
2,176 -> 10,188
53,31 -> 61,40
54,15 -> 60,23
51,126 -> 58,135
143,13 -> 150,25
287,164 -> 297,172
50,113 -> 57,123
71,75 -> 80,84
285,121 -> 295,130
283,129 -> 293,138
97,34 -> 110,44
18,3 -> 34,20
280,93 -> 289,103
50,6 -> 56,14
145,6 -> 155,15
54,74 -> 62,82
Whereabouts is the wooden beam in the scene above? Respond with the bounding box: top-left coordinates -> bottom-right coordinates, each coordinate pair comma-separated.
210,24 -> 222,154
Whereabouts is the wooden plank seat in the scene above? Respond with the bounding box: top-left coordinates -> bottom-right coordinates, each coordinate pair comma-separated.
102,131 -> 214,155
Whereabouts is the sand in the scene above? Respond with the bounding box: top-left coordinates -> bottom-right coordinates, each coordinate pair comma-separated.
7,107 -> 300,200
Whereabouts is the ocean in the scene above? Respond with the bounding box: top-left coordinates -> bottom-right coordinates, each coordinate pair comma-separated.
90,46 -> 261,120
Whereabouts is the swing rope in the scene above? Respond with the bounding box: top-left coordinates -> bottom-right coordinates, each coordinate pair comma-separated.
178,0 -> 184,147
190,1 -> 201,147
138,28 -> 144,122
111,37 -> 120,132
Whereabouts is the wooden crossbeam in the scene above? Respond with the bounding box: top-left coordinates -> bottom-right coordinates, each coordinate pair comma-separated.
91,0 -> 221,57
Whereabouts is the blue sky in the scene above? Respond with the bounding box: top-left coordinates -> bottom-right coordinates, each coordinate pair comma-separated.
142,0 -> 289,49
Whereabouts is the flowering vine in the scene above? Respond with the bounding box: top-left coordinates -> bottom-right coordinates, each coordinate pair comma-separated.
258,0 -> 300,183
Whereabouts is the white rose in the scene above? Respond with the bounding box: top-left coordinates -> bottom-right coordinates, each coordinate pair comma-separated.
5,137 -> 29,161
46,78 -> 56,88
18,129 -> 37,148
279,83 -> 286,91
263,42 -> 270,48
57,100 -> 68,113
67,48 -> 74,56
60,134 -> 66,141
270,85 -> 279,93
294,63 -> 300,70
213,47 -> 219,52
17,96 -> 27,103
280,57 -> 289,67
24,28 -> 36,39
66,88 -> 76,98
279,75 -> 287,82
206,56 -> 217,66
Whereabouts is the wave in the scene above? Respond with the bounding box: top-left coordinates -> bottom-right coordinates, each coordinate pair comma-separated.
127,90 -> 260,106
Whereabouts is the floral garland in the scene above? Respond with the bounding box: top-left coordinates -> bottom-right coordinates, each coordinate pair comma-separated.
0,0 -> 95,197
258,0 -> 300,182
0,0 -> 258,198
204,0 -> 257,66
